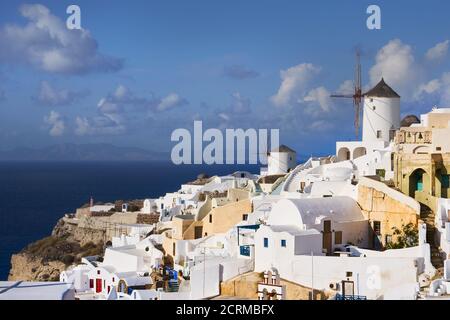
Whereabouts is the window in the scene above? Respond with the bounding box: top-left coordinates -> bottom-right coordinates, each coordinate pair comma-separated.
172,243 -> 176,256
391,153 -> 394,171
89,279 -> 94,288
209,214 -> 213,223
281,239 -> 286,247
335,231 -> 342,245
263,237 -> 269,248
242,214 -> 248,221
373,221 -> 381,236
97,270 -> 100,275
389,129 -> 396,141
437,147 -> 442,151
376,130 -> 382,139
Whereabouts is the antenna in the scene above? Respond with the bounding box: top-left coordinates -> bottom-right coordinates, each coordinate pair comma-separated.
330,50 -> 364,138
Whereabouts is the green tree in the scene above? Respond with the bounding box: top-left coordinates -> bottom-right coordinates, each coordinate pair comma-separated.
385,223 -> 418,249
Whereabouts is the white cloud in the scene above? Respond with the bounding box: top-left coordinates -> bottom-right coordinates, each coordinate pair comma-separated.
0,4 -> 123,74
369,39 -> 420,99
425,40 -> 449,62
35,81 -> 85,106
302,86 -> 333,113
44,110 -> 65,136
156,93 -> 188,111
75,85 -> 188,136
414,79 -> 441,100
74,115 -> 125,136
336,80 -> 354,95
271,63 -> 321,107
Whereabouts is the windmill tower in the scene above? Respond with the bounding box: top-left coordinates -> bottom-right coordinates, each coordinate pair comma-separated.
331,51 -> 364,138
362,78 -> 400,144
331,52 -> 401,144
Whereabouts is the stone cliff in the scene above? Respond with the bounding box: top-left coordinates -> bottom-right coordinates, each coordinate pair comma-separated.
8,218 -> 105,281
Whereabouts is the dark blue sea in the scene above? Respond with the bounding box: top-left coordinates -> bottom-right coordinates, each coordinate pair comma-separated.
0,161 -> 260,280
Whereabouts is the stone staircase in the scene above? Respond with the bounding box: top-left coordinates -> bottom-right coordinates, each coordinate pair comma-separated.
420,204 -> 444,270
167,280 -> 179,292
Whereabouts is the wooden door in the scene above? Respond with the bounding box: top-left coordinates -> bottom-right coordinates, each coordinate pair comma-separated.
194,226 -> 203,239
96,278 -> 102,293
322,220 -> 332,255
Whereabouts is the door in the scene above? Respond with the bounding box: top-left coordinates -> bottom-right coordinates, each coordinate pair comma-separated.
194,226 -> 203,239
373,221 -> 382,250
322,220 -> 332,255
342,280 -> 354,296
96,278 -> 102,293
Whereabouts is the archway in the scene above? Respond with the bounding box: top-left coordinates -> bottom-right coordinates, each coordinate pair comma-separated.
413,146 -> 431,154
409,168 -> 428,198
270,289 -> 278,300
262,288 -> 269,300
337,147 -> 351,161
353,147 -> 367,160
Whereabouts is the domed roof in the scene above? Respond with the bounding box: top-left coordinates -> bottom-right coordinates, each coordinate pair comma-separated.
400,114 -> 420,127
365,78 -> 400,98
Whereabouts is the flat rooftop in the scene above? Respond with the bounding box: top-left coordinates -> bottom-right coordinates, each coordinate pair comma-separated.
0,281 -> 74,300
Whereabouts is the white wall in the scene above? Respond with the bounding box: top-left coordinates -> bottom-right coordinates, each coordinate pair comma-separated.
362,96 -> 400,144
103,248 -> 140,272
268,152 -> 296,175
255,225 -> 323,273
189,262 -> 220,299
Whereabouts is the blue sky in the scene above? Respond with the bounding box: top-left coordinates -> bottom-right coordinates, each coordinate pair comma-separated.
0,0 -> 449,156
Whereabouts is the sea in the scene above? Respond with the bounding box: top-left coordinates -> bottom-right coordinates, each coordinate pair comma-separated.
0,161 -> 260,280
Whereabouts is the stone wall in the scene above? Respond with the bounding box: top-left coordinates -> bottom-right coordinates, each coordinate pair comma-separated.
358,179 -> 419,248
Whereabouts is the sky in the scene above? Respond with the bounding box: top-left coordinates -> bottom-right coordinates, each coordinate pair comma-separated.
0,0 -> 450,156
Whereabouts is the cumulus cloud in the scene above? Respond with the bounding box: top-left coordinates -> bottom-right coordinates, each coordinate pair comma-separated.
35,81 -> 86,106
369,39 -> 420,98
223,65 -> 259,80
75,85 -> 188,136
44,110 -> 65,136
425,40 -> 449,62
302,86 -> 333,113
271,63 -> 321,107
414,79 -> 441,100
336,80 -> 354,95
156,93 -> 188,111
0,4 -> 123,74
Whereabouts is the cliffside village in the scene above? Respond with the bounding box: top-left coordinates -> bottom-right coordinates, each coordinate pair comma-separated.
2,79 -> 450,300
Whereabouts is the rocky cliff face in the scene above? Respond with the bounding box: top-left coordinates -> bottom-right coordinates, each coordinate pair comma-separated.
8,218 -> 105,281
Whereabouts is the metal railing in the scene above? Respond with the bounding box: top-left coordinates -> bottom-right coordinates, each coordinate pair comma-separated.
335,293 -> 367,300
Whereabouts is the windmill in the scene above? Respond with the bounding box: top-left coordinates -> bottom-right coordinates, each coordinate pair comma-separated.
330,51 -> 364,138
